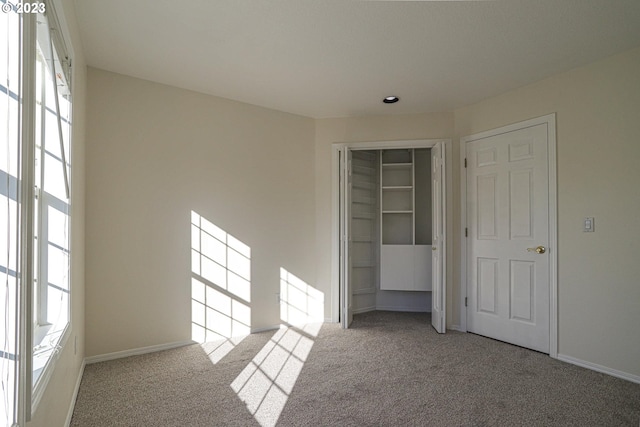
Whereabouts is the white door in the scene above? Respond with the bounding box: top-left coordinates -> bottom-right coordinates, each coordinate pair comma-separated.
431,142 -> 446,333
340,148 -> 353,328
466,123 -> 550,353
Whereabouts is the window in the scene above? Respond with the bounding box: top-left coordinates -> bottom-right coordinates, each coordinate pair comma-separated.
0,1 -> 73,424
32,8 -> 72,399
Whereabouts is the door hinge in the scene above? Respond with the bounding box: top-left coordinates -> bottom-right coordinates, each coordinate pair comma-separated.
464,158 -> 467,168
465,227 -> 468,237
465,297 -> 468,307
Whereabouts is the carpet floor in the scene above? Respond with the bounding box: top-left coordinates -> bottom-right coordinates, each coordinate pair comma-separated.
71,311 -> 640,426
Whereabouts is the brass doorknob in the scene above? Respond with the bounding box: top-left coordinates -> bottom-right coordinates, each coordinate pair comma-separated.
432,246 -> 437,251
527,246 -> 546,254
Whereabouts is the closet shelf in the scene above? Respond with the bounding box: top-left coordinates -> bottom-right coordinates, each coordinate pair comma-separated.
353,165 -> 376,174
352,212 -> 375,219
382,185 -> 412,190
382,210 -> 413,214
352,195 -> 376,204
382,162 -> 412,168
353,181 -> 376,190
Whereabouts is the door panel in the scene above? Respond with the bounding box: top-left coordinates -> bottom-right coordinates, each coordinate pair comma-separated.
466,123 -> 549,353
431,142 -> 446,333
510,169 -> 534,239
476,174 -> 498,239
510,260 -> 534,322
477,257 -> 498,314
340,148 -> 353,328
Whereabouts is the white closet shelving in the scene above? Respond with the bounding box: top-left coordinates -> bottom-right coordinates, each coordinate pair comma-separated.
380,149 -> 432,291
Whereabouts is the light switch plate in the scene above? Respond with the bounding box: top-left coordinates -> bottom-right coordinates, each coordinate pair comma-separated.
584,217 -> 594,232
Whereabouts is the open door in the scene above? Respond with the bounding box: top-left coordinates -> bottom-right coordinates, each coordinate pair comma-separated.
340,148 -> 353,328
431,142 -> 446,333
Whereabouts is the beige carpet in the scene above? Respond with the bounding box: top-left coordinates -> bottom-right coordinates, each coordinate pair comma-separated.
71,311 -> 640,426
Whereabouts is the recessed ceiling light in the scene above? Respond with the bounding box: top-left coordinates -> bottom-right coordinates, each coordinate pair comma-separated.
383,96 -> 399,104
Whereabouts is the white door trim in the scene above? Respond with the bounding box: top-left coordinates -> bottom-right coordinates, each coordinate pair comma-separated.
460,113 -> 557,357
331,139 -> 451,324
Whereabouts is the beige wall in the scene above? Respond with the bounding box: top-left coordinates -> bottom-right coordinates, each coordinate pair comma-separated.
85,69 -> 316,357
27,0 -> 86,426
314,114 -> 454,320
453,46 -> 640,378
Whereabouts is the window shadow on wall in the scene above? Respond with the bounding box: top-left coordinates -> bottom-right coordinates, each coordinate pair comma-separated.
191,211 -> 251,363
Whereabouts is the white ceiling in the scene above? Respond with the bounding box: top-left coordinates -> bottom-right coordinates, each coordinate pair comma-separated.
74,0 -> 640,119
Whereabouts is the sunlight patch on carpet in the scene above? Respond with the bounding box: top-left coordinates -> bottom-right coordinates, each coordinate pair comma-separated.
231,269 -> 324,426
231,326 -> 316,427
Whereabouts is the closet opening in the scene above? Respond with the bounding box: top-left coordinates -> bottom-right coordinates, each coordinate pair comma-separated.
333,140 -> 449,333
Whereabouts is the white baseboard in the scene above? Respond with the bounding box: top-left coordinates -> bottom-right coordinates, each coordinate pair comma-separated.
450,324 -> 465,332
376,305 -> 430,313
85,340 -> 194,364
85,323 -> 329,364
557,353 -> 640,385
64,359 -> 86,427
353,305 -> 376,314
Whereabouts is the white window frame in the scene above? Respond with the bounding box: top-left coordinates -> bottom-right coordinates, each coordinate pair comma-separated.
14,0 -> 74,420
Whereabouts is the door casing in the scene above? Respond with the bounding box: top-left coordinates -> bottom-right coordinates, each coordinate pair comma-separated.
331,139 -> 452,326
459,114 -> 558,358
